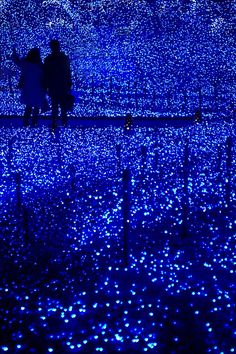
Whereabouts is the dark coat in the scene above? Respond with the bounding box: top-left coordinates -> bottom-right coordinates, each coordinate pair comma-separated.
19,61 -> 45,108
44,51 -> 72,100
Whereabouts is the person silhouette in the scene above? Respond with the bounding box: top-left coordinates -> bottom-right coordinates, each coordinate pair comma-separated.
12,47 -> 45,127
44,39 -> 72,128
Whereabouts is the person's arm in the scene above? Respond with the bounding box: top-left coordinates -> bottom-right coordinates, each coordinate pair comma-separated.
65,55 -> 72,89
12,48 -> 22,67
43,58 -> 49,90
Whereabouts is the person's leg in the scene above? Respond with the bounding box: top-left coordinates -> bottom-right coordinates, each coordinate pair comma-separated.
24,105 -> 32,126
61,103 -> 68,127
32,107 -> 39,127
51,98 -> 59,128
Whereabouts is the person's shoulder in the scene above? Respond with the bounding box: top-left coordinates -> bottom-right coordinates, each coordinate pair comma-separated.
44,54 -> 52,63
45,54 -> 57,67
45,53 -> 54,59
60,52 -> 69,59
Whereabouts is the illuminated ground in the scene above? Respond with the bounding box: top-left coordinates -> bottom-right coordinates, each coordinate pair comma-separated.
0,119 -> 235,353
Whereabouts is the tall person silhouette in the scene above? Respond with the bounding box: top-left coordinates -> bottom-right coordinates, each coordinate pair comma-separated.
44,39 -> 72,128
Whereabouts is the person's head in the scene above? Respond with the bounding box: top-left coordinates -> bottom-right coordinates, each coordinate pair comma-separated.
50,39 -> 60,53
25,48 -> 41,64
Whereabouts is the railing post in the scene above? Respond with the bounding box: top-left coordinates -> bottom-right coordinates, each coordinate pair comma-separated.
167,90 -> 171,109
22,206 -> 29,245
217,143 -> 222,172
135,81 -> 138,109
154,145 -> 158,170
109,76 -> 113,98
15,171 -> 24,240
225,136 -> 232,207
8,138 -> 14,173
124,113 -> 133,130
116,144 -> 121,171
182,142 -> 189,239
214,81 -> 218,112
91,74 -> 95,96
144,82 -> 147,100
15,172 -> 22,216
123,168 -> 130,267
69,164 -> 76,193
183,90 -> 187,113
152,88 -> 156,110
15,172 -> 30,245
198,87 -> 202,118
141,145 -> 147,171
127,80 -> 131,102
53,128 -> 62,168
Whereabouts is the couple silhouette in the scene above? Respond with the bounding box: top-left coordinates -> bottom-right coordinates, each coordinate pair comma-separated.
13,39 -> 72,128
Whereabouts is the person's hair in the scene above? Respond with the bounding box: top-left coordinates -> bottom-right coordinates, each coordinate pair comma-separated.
50,39 -> 60,52
25,48 -> 41,64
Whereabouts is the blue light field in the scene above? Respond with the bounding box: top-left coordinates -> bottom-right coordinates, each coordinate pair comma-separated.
0,122 -> 235,353
0,1 -> 235,353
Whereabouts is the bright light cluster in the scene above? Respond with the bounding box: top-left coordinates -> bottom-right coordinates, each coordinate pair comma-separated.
0,121 -> 235,353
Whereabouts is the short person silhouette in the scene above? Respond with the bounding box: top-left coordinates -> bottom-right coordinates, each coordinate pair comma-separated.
13,47 -> 45,127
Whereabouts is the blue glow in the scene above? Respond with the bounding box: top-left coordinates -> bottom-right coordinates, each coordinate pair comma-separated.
0,1 -> 234,118
0,1 -> 235,353
0,124 -> 234,353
